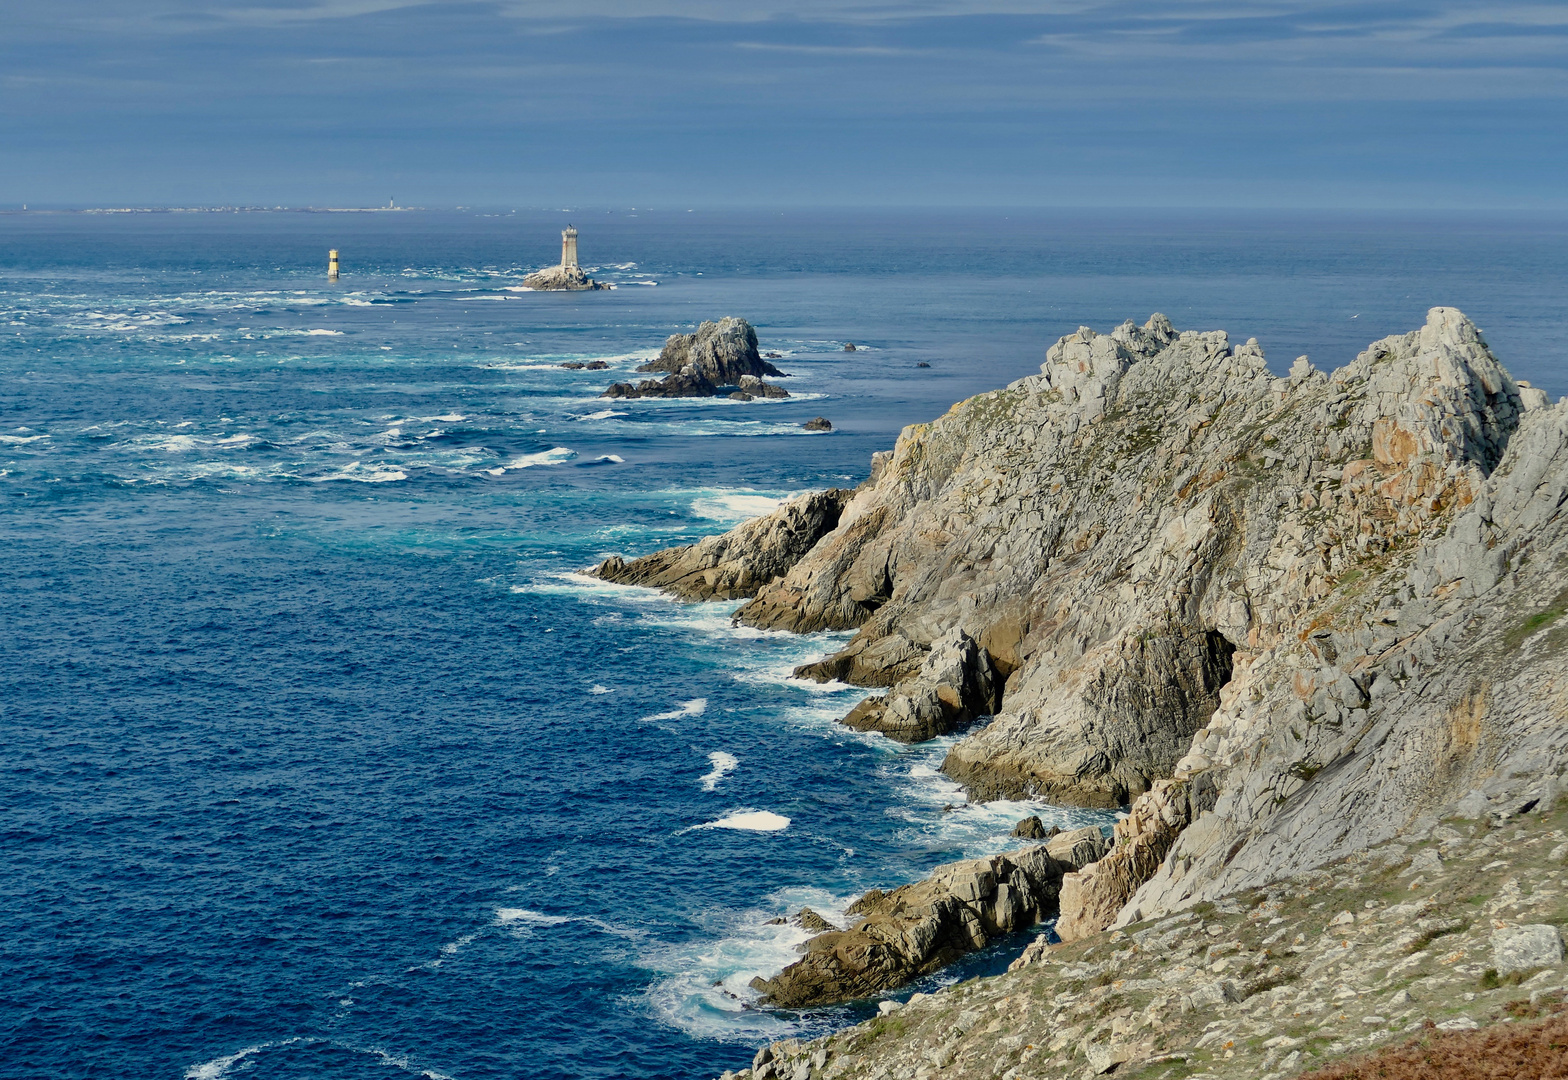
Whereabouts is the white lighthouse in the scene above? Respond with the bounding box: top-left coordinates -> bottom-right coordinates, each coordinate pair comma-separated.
561,226 -> 579,269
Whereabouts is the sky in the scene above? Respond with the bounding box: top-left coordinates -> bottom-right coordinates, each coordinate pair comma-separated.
2,0 -> 1565,208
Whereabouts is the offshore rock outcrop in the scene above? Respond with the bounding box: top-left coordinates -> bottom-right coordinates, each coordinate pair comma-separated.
588,488 -> 852,602
603,317 -> 791,399
521,264 -> 607,290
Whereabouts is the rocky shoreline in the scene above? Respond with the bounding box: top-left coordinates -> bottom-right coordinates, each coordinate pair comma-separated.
589,307 -> 1568,1077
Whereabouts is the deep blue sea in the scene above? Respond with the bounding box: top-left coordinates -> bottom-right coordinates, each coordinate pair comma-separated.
3,209 -> 1566,1080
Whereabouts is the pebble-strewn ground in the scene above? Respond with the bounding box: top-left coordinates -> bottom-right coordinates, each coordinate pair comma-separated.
725,798 -> 1568,1080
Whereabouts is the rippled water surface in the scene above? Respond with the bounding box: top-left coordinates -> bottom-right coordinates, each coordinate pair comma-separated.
4,209 -> 1565,1080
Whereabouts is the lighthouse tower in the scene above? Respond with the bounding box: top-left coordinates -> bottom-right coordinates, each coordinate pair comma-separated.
561,226 -> 579,269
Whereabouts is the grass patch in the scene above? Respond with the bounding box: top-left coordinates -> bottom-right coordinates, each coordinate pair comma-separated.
1408,920 -> 1468,954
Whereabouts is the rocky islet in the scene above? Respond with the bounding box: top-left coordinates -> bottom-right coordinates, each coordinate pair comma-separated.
602,316 -> 792,400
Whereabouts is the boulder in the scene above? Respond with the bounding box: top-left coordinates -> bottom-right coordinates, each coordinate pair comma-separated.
737,374 -> 789,399
637,317 -> 784,381
1492,925 -> 1564,975
802,417 -> 833,432
1045,825 -> 1109,869
604,318 -> 789,399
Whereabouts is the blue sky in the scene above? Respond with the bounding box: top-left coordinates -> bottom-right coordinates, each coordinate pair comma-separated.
3,0 -> 1565,208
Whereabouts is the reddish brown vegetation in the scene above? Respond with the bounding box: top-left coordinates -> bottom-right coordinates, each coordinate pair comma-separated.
1296,1008 -> 1568,1080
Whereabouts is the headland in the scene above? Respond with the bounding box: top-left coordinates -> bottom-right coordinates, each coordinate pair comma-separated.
589,307 -> 1568,1079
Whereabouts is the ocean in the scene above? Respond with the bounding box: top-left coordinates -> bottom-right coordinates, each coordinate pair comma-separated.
3,208 -> 1565,1080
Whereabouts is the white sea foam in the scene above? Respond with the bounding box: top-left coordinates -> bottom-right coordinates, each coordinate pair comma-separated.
577,409 -> 626,421
304,328 -> 342,335
589,684 -> 613,695
495,908 -> 571,927
640,885 -> 853,1041
184,1039 -> 300,1079
305,461 -> 408,483
414,413 -> 466,422
689,491 -> 789,521
0,434 -> 48,444
642,698 -> 707,723
186,1039 -> 448,1080
495,907 -> 641,939
699,751 -> 738,792
502,447 -> 577,469
697,809 -> 790,832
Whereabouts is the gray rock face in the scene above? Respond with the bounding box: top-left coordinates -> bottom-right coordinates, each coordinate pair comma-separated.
748,846 -> 1068,1008
605,317 -> 790,399
522,264 -> 607,290
1491,924 -> 1564,975
727,308 -> 1551,864
587,489 -> 853,602
838,628 -> 1000,742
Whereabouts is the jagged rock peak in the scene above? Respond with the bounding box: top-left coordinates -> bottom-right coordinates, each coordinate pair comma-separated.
604,316 -> 790,399
734,307 -> 1539,809
637,317 -> 785,383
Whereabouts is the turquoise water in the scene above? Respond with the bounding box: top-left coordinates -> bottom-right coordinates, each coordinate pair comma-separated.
3,209 -> 1565,1080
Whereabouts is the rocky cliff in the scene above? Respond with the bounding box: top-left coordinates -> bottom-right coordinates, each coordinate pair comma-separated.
603,316 -> 791,399
594,307 -> 1568,1017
